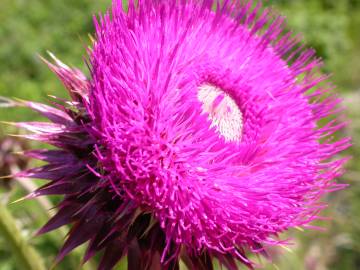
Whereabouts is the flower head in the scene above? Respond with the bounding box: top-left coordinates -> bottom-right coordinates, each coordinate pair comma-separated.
14,0 -> 350,269
0,136 -> 29,189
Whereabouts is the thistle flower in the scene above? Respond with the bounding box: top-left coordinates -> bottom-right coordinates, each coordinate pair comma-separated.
0,137 -> 29,189
12,0 -> 350,269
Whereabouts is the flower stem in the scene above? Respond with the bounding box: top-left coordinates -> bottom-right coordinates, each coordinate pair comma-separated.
0,202 -> 46,270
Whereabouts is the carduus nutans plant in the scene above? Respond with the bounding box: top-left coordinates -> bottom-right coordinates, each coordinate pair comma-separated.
12,0 -> 350,269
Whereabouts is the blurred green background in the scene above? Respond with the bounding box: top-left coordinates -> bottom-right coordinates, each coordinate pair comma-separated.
0,0 -> 359,269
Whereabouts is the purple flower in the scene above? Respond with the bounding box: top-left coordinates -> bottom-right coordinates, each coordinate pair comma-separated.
13,0 -> 350,269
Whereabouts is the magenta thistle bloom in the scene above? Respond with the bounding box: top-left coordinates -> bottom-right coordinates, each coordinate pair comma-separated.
12,0 -> 350,269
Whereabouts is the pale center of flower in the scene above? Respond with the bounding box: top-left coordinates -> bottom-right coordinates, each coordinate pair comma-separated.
197,84 -> 243,142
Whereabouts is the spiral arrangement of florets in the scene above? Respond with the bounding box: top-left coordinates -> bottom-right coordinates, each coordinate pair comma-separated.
12,1 -> 350,269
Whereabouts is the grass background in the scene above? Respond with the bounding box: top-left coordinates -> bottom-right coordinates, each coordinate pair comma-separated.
0,0 -> 359,269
